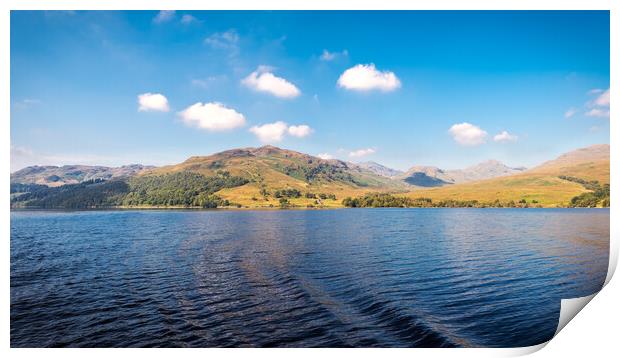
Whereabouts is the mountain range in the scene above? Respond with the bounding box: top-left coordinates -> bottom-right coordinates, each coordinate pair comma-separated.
397,160 -> 527,187
10,164 -> 154,187
10,144 -> 610,208
11,149 -> 529,189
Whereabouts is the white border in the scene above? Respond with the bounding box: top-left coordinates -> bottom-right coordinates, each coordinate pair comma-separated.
2,1 -> 616,357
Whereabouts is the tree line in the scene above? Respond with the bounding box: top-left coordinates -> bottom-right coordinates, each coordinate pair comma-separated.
11,171 -> 248,209
559,176 -> 610,207
342,193 -> 543,208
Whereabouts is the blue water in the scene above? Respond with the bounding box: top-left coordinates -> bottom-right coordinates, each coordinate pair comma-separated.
10,208 -> 609,347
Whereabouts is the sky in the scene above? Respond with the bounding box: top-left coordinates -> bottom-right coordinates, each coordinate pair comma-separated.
10,10 -> 610,172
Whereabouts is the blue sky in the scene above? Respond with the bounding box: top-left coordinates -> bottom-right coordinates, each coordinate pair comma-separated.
10,10 -> 610,172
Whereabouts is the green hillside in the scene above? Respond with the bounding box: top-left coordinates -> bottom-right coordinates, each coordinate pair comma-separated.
10,144 -> 610,209
144,145 -> 406,207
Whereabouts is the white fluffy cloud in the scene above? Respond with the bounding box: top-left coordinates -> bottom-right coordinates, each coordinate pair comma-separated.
249,122 -> 313,143
317,153 -> 333,160
337,64 -> 401,92
287,125 -> 312,138
242,67 -> 301,98
249,121 -> 289,143
178,102 -> 246,131
449,122 -> 488,146
349,148 -> 376,158
493,130 -> 518,143
138,93 -> 170,112
153,10 -> 175,24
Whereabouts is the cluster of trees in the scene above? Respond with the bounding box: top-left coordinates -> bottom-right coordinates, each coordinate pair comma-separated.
305,192 -> 337,200
569,184 -> 610,207
11,179 -> 130,209
11,171 -> 249,209
121,171 -> 247,207
10,183 -> 48,194
273,188 -> 302,198
342,193 -> 543,208
342,194 -> 431,208
559,176 -> 601,191
281,162 -> 368,187
559,176 -> 610,207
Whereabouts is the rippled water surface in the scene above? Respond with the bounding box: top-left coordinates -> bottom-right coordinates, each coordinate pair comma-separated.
11,208 -> 609,347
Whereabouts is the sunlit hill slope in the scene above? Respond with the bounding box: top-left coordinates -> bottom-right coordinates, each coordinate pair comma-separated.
403,144 -> 609,207
145,145 -> 407,207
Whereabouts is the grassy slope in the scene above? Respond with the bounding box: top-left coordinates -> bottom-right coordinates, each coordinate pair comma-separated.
402,147 -> 609,207
145,146 -> 403,208
139,144 -> 609,208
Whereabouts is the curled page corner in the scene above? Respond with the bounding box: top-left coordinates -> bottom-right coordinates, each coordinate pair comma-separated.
604,228 -> 618,287
503,341 -> 549,356
553,293 -> 597,337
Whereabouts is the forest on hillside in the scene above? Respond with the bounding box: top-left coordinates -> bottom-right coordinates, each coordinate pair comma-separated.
11,171 -> 248,209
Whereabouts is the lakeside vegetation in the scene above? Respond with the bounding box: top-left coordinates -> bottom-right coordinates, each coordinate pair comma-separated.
559,176 -> 610,207
342,175 -> 610,209
11,171 -> 249,209
10,173 -> 610,210
342,193 -> 545,208
10,171 -> 344,209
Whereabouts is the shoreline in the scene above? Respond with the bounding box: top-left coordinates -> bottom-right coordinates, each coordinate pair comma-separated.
9,206 -> 609,212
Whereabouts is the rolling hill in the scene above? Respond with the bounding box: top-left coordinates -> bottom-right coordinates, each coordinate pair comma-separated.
144,145 -> 407,207
402,144 -> 609,207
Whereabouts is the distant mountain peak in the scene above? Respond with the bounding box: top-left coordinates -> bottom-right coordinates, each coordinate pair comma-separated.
400,159 -> 526,187
356,161 -> 403,178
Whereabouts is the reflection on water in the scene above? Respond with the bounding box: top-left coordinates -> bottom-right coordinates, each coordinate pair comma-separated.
10,208 -> 609,347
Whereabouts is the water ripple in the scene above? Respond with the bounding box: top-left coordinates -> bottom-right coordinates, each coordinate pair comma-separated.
10,208 -> 609,347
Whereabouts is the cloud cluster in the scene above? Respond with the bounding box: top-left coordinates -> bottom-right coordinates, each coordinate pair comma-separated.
349,148 -> 376,158
585,88 -> 610,118
316,153 -> 333,160
138,93 -> 170,112
449,123 -> 518,146
337,64 -> 401,92
249,121 -> 289,143
287,124 -> 312,137
567,88 -> 610,119
242,67 -> 301,99
178,102 -> 246,131
493,130 -> 518,143
249,122 -> 313,143
448,122 -> 488,146
138,91 -> 312,141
